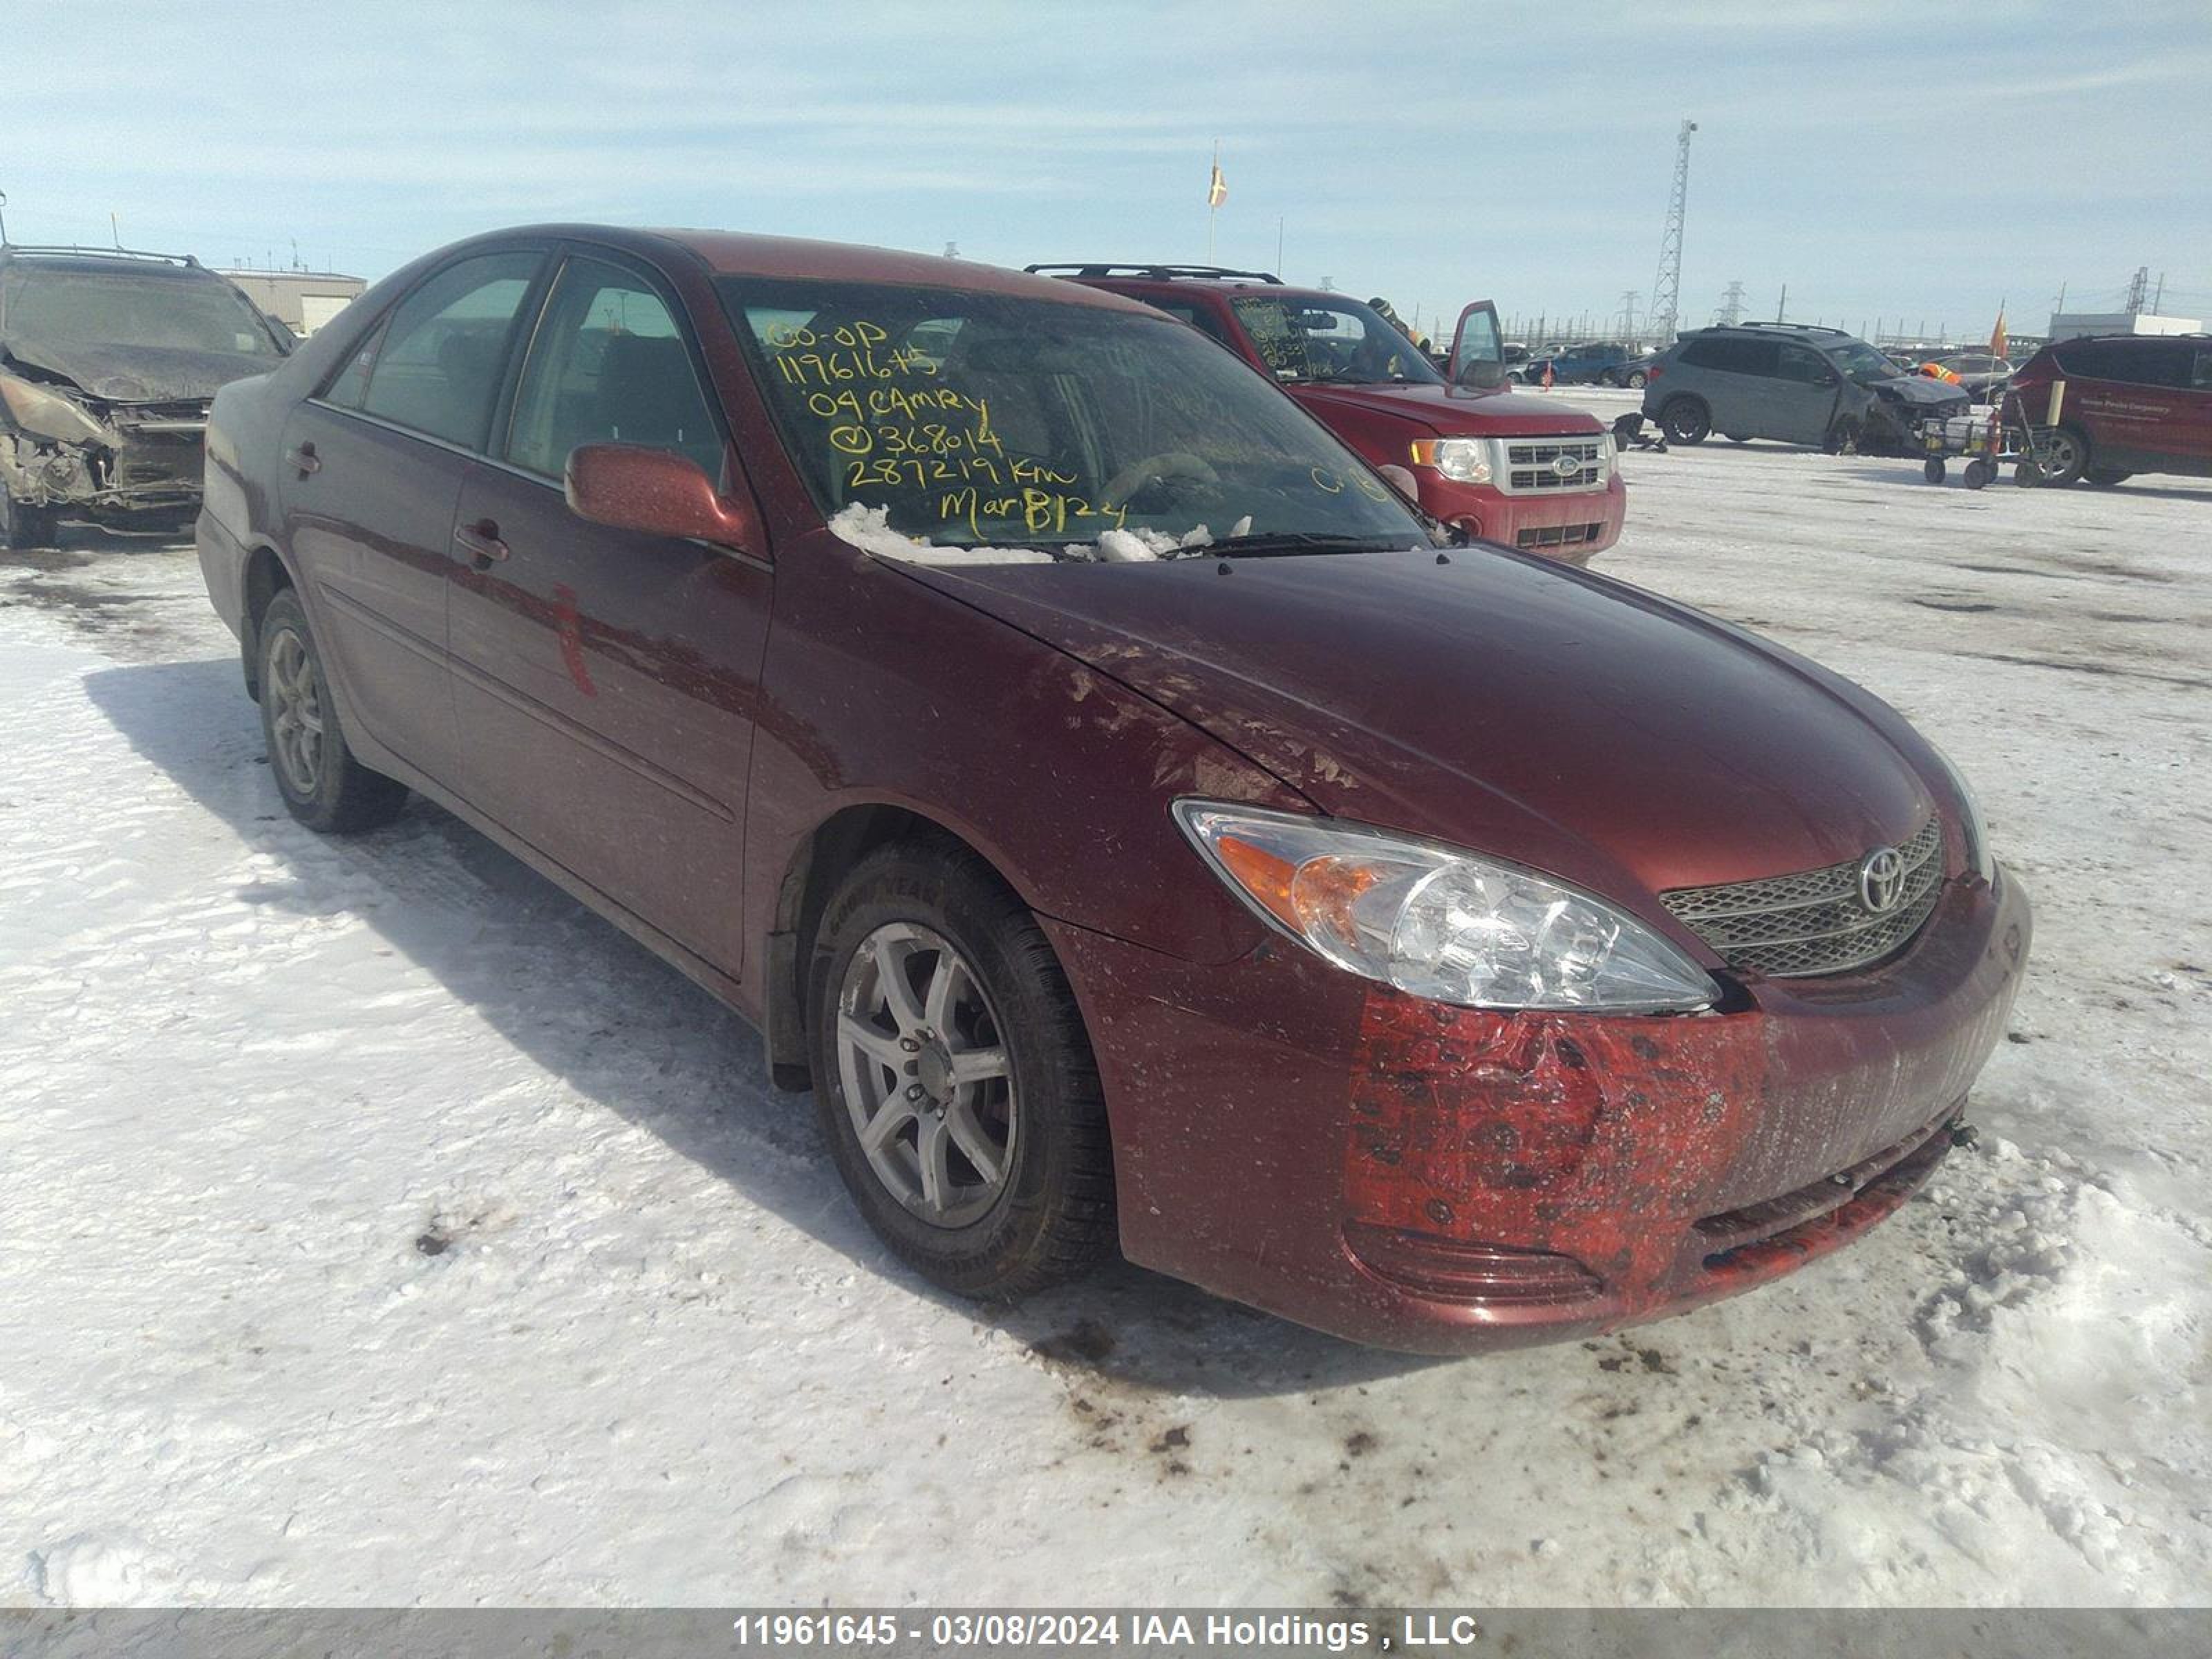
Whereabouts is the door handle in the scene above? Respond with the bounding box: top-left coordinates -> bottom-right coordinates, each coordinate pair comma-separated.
453,519 -> 509,564
285,441 -> 320,476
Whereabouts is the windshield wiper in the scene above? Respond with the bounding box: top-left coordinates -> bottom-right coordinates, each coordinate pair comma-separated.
1203,532 -> 1416,559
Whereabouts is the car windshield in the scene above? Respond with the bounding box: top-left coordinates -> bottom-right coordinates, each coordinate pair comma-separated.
1228,294 -> 1444,387
1829,340 -> 1900,384
722,278 -> 1428,557
0,269 -> 283,359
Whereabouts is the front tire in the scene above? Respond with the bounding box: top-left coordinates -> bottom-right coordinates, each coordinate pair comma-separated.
256,590 -> 409,833
809,841 -> 1116,1300
1659,397 -> 1710,445
0,493 -> 61,551
1625,370 -> 1648,388
2085,466 -> 2131,487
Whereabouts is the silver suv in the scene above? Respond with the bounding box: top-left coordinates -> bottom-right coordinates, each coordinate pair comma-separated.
1641,322 -> 1969,454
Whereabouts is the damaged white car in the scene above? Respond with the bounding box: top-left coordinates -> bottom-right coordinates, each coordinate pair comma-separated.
0,245 -> 291,550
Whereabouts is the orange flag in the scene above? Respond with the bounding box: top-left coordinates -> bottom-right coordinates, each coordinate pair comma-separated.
1989,309 -> 2007,359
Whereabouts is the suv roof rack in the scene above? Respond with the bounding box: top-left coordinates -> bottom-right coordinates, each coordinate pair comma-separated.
0,243 -> 203,269
1728,319 -> 1849,336
1024,262 -> 1282,285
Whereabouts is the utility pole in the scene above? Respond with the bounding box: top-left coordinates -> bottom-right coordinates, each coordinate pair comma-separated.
1647,119 -> 1697,347
2153,271 -> 2166,312
1776,284 -> 1788,324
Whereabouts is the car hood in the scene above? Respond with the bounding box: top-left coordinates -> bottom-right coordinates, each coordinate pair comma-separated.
1871,374 -> 1969,408
901,548 -> 1937,913
0,337 -> 269,404
1293,380 -> 1601,438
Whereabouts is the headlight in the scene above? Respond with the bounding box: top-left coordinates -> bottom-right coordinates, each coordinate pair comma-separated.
1409,438 -> 1492,485
1174,802 -> 1717,1013
1597,432 -> 1618,477
1926,742 -> 1996,882
0,373 -> 107,446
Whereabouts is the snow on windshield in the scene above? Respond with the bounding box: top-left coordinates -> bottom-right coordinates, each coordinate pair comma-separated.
828,503 -> 1251,565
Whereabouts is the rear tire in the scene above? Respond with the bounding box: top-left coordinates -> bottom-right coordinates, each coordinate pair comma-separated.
0,493 -> 61,551
1625,371 -> 1648,388
1660,397 -> 1710,445
808,840 -> 1116,1300
2032,427 -> 2088,487
256,590 -> 409,834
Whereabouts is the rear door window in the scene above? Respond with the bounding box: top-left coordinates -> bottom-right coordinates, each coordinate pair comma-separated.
2192,347 -> 2212,391
504,256 -> 724,480
1680,336 -> 1775,375
355,252 -> 542,449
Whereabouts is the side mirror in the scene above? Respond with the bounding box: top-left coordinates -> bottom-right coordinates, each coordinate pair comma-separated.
1455,358 -> 1507,391
564,442 -> 760,550
1815,370 -> 1839,386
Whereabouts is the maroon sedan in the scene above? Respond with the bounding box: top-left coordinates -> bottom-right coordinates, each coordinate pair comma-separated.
195,226 -> 2030,1353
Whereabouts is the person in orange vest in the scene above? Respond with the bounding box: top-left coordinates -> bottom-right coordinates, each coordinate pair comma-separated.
1918,359 -> 1963,386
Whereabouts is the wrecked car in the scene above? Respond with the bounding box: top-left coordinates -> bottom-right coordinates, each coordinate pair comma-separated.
198,226 -> 2029,1353
1640,321 -> 1970,453
0,245 -> 290,549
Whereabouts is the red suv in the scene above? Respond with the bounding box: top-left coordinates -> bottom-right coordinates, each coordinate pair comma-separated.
196,226 -> 2027,1353
1028,265 -> 1627,563
2008,333 -> 2212,487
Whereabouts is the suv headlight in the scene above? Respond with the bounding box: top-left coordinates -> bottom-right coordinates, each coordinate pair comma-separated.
1598,432 -> 1619,477
0,373 -> 108,446
1175,803 -> 1717,1013
1926,741 -> 1996,882
1409,438 -> 1492,485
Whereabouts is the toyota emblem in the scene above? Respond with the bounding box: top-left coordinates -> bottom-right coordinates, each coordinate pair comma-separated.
1858,846 -> 1906,914
1553,452 -> 1583,478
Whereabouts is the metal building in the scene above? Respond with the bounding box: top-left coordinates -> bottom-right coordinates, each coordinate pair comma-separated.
216,268 -> 367,337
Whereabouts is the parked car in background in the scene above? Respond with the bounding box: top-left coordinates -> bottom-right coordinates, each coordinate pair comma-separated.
1926,352 -> 2013,402
1599,350 -> 1660,389
2008,332 -> 2212,487
196,225 -> 2026,1353
1527,340 -> 1635,385
1642,322 -> 1969,451
1027,264 -> 1625,561
0,244 -> 291,548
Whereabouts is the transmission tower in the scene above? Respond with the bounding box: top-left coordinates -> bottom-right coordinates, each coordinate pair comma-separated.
1618,290 -> 1640,341
1647,119 -> 1698,346
1714,279 -> 1747,326
2125,265 -> 2149,313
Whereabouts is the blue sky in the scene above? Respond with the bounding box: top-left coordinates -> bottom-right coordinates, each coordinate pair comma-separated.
7,0 -> 2210,341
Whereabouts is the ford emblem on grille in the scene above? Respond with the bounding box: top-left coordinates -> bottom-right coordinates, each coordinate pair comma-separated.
1553,452 -> 1583,478
1858,846 -> 1906,914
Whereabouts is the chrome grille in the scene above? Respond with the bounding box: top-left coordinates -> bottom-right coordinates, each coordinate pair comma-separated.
1660,815 -> 1944,978
1499,438 -> 1606,494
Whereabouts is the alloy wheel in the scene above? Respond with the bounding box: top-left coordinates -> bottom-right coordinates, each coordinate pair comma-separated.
836,921 -> 1017,1229
265,628 -> 326,796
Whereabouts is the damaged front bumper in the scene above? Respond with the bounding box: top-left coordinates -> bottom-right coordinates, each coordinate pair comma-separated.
1,399 -> 210,515
1045,865 -> 2030,1353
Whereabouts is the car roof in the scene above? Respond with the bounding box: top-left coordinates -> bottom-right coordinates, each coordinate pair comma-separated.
1025,263 -> 1347,305
430,225 -> 1158,315
0,245 -> 216,281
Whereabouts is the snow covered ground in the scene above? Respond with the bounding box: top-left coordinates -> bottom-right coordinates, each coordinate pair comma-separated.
2,422 -> 2208,1609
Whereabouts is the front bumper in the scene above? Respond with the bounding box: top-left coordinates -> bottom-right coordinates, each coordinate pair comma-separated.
2,408 -> 209,515
1048,866 -> 2030,1353
1416,472 -> 1626,565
